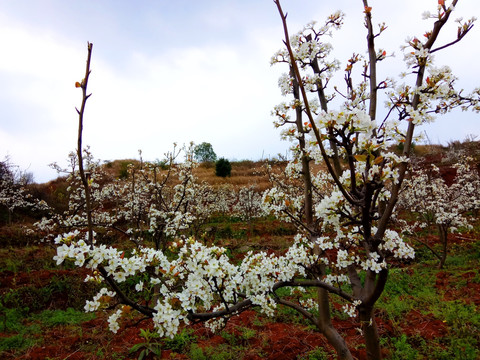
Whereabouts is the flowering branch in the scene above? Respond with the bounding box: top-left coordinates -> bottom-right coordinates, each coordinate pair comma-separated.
377,0 -> 462,238
273,0 -> 356,207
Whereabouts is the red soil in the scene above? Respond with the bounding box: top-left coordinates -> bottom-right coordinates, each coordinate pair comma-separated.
4,302 -> 457,360
1,235 -> 477,360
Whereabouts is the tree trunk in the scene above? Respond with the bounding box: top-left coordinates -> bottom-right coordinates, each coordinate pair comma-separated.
359,306 -> 382,360
322,324 -> 353,360
437,224 -> 448,269
316,287 -> 353,360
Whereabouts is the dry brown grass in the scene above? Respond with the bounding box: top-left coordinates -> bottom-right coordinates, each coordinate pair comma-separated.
99,142 -> 480,192
193,160 -> 279,191
98,159 -> 285,191
413,144 -> 444,157
186,160 -> 326,191
102,159 -> 141,179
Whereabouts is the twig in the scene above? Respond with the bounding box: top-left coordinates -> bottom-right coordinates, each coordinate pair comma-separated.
76,42 -> 94,246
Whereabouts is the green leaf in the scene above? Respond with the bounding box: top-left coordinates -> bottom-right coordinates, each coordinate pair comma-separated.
129,343 -> 146,353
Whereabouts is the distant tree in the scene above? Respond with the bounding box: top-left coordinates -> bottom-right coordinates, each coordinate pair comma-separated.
0,156 -> 48,224
194,142 -> 217,163
215,158 -> 231,177
233,185 -> 265,237
397,157 -> 480,269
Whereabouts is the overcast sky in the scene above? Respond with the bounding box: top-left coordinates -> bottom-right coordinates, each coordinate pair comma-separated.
0,0 -> 479,183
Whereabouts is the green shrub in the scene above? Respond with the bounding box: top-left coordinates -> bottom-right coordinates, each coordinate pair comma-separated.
0,305 -> 28,333
299,347 -> 332,360
118,161 -> 133,179
216,225 -> 233,239
162,328 -> 195,353
390,335 -> 418,360
2,285 -> 53,312
33,308 -> 95,327
1,274 -> 99,312
0,334 -> 36,352
129,328 -> 162,360
204,344 -> 239,360
215,158 -> 232,177
448,338 -> 479,360
189,344 -> 207,360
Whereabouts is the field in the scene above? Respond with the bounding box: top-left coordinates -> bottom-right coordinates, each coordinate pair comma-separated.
1,150 -> 480,360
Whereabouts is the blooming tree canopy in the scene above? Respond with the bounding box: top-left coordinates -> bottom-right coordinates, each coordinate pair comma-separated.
50,2 -> 479,359
398,156 -> 480,268
0,156 -> 48,225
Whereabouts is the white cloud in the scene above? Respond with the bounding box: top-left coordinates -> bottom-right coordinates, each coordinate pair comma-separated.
81,42 -> 286,158
0,16 -> 87,181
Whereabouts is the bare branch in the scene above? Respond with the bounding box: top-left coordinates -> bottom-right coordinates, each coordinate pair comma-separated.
76,42 -> 94,246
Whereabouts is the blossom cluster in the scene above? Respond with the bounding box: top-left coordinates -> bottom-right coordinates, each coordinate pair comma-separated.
37,144 -> 271,249
54,231 -> 317,337
0,156 -> 49,223
232,185 -> 266,222
398,157 -> 480,234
